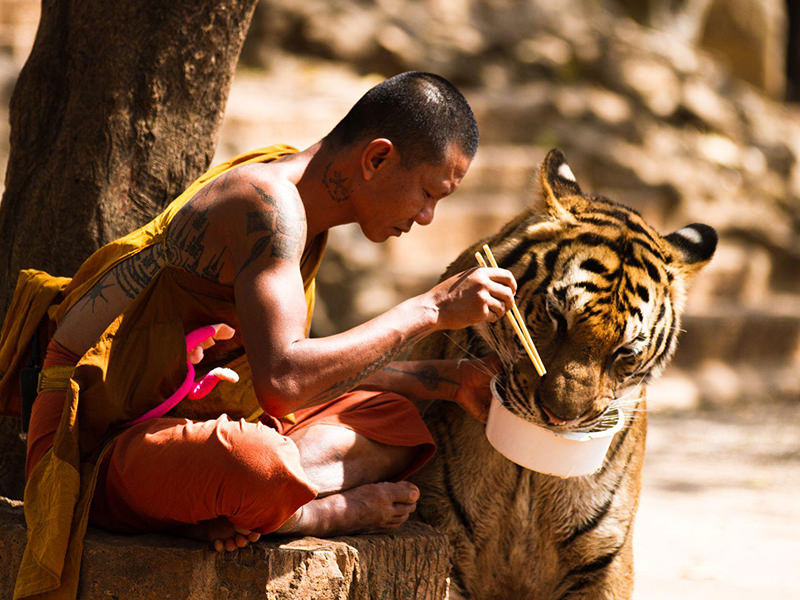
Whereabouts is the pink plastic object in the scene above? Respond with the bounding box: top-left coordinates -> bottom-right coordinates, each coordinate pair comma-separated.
124,325 -> 234,427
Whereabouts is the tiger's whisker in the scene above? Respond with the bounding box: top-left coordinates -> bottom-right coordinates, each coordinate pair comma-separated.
440,331 -> 504,378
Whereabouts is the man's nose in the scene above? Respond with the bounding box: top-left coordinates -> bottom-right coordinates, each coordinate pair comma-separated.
414,202 -> 435,226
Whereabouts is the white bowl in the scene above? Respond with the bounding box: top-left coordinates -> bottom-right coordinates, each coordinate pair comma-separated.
485,377 -> 625,478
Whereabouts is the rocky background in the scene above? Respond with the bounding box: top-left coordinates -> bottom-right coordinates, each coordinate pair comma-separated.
225,0 -> 800,411
1,0 -> 799,598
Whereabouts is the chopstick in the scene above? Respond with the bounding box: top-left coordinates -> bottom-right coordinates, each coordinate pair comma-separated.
475,244 -> 547,376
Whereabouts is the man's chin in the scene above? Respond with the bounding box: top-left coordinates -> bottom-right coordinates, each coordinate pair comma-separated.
381,227 -> 402,242
361,227 -> 389,243
360,224 -> 401,242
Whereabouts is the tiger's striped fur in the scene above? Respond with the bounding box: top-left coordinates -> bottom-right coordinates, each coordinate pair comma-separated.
409,149 -> 716,599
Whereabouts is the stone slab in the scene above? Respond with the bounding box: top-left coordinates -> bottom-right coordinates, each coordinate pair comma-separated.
0,497 -> 450,600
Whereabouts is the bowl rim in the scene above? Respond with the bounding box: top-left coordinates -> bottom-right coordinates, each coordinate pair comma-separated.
489,376 -> 626,442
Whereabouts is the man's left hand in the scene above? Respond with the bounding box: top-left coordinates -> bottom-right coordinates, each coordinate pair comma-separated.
451,355 -> 502,423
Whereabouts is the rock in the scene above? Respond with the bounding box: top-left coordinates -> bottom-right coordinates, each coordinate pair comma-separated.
681,77 -> 741,135
0,497 -> 450,599
617,56 -> 682,117
699,0 -> 787,99
676,307 -> 800,369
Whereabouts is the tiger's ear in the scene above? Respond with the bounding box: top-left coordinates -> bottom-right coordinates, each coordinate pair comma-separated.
538,148 -> 589,221
664,223 -> 718,277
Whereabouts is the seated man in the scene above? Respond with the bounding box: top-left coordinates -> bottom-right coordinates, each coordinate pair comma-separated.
6,71 -> 516,599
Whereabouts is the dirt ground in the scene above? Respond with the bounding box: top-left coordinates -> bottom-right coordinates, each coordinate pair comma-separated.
632,402 -> 800,599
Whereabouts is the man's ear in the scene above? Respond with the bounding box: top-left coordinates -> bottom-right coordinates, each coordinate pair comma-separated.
361,138 -> 394,181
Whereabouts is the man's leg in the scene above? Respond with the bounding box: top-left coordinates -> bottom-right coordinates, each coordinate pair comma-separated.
89,414 -> 317,541
289,423 -> 418,495
88,388 -> 435,550
266,389 -> 437,539
204,423 -> 424,551
273,423 -> 422,538
89,408 -> 429,549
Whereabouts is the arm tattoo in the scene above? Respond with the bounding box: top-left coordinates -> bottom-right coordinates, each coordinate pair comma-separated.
163,172 -> 238,283
238,184 -> 304,273
113,245 -> 163,299
305,335 -> 425,406
383,365 -> 460,391
321,162 -> 350,203
79,277 -> 113,312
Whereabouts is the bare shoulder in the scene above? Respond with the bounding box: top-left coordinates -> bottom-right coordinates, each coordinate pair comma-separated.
164,162 -> 306,285
217,163 -> 308,276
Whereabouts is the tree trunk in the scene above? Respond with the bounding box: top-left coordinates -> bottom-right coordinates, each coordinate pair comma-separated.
0,0 -> 259,316
787,0 -> 800,101
0,0 -> 259,498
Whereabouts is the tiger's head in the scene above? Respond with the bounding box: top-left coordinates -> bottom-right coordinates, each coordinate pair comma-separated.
481,148 -> 716,430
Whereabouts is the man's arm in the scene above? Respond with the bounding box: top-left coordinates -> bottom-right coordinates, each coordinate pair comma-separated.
357,358 -> 500,422
228,180 -> 515,417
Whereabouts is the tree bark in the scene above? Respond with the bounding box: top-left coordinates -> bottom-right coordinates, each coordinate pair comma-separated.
0,0 -> 259,498
787,0 -> 800,101
0,0 -> 259,317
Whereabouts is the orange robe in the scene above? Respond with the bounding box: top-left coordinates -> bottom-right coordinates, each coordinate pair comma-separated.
1,145 -> 435,600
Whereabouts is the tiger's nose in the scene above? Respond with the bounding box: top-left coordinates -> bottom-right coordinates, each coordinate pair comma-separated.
540,403 -> 581,427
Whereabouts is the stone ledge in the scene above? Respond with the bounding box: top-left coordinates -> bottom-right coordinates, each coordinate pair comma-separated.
0,497 -> 450,600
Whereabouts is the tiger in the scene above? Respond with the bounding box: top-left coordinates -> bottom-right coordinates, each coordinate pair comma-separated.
409,148 -> 717,600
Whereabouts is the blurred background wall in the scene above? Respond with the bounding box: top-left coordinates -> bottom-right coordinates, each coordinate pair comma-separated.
1,1 -> 798,597
219,0 -> 800,412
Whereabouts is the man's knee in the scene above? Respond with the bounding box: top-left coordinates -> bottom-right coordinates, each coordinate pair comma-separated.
210,417 -> 312,487
208,417 -> 317,525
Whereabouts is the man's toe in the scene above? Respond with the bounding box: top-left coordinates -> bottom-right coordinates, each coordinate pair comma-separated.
397,481 -> 420,503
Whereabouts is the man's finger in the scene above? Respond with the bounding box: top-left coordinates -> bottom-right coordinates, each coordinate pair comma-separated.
212,323 -> 236,340
188,347 -> 204,365
483,267 -> 517,295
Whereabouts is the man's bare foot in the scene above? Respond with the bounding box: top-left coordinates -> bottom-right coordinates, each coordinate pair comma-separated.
176,481 -> 419,549
276,481 -> 420,537
175,517 -> 261,552
211,525 -> 261,553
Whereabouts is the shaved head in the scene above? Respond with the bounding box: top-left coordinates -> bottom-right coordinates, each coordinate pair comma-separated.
323,71 -> 479,167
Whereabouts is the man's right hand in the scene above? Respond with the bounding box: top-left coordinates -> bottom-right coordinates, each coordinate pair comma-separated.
424,266 -> 517,330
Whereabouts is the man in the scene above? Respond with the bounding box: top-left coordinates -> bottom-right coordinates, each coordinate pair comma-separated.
5,71 -> 516,599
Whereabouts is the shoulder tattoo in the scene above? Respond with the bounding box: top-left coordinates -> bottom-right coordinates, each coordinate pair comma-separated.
238,184 -> 304,273
164,205 -> 227,283
78,276 -> 114,312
